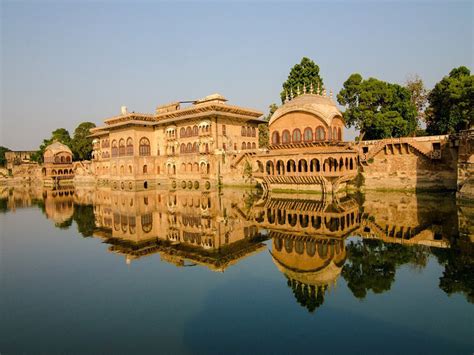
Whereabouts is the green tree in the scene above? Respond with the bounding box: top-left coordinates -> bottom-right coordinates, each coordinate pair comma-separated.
280,57 -> 324,103
258,103 -> 278,148
31,128 -> 72,163
425,66 -> 473,134
71,122 -> 96,161
0,146 -> 11,167
337,74 -> 418,140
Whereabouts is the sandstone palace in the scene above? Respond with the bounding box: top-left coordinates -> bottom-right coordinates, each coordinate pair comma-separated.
84,88 -> 471,197
2,88 -> 472,198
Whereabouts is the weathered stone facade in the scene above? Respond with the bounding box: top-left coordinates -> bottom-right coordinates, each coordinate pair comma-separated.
5,151 -> 37,170
89,94 -> 264,191
357,136 -> 459,191
454,129 -> 474,200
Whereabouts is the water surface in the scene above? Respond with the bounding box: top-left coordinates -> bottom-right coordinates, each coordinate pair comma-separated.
1,186 -> 473,354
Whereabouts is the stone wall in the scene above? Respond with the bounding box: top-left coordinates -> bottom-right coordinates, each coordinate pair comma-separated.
455,129 -> 474,200
0,164 -> 42,186
359,137 -> 458,191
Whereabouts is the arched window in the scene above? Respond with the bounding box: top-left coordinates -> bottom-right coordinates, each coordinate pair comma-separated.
304,127 -> 313,142
241,126 -> 246,136
252,142 -> 256,149
119,139 -> 125,156
272,131 -> 280,145
338,127 -> 342,141
126,137 -> 133,155
251,127 -> 256,137
292,129 -> 301,143
186,126 -> 192,137
66,156 -> 71,163
247,142 -> 251,150
141,214 -> 153,233
193,125 -> 198,136
186,143 -> 192,153
282,130 -> 290,144
111,140 -> 118,157
193,142 -> 198,153
315,126 -> 325,141
60,156 -> 65,163
139,137 -> 150,156
143,165 -> 147,174
180,143 -> 186,153
333,127 -> 337,141
247,127 -> 252,137
180,127 -> 186,137
241,142 -> 246,150
328,128 -> 332,141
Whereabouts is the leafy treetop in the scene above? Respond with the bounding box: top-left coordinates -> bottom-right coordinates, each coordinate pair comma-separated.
337,74 -> 417,140
425,66 -> 473,134
280,57 -> 324,104
71,122 -> 96,161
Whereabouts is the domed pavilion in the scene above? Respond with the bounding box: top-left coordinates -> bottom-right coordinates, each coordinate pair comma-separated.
42,141 -> 74,186
252,86 -> 359,194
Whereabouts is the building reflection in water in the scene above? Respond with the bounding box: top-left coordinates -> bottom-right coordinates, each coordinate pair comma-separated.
1,186 -> 472,307
90,188 -> 266,271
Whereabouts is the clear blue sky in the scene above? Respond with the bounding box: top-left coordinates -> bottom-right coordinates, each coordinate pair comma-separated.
1,0 -> 472,149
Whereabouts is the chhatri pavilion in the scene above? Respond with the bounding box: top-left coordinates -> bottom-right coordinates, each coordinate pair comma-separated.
251,85 -> 359,193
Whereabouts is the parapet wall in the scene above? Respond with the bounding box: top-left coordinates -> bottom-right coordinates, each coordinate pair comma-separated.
359,136 -> 458,191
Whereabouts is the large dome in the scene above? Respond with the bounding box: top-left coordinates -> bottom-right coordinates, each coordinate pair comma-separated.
269,93 -> 343,128
44,141 -> 73,155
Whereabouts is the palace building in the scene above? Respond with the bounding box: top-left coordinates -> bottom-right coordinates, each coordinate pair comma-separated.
89,88 -> 361,194
89,94 -> 264,191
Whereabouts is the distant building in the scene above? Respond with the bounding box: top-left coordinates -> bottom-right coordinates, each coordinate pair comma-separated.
5,151 -> 37,170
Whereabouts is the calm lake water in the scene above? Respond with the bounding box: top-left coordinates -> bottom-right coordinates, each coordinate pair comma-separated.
1,186 -> 473,354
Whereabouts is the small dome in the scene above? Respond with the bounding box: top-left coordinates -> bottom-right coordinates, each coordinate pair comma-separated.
269,94 -> 343,128
44,141 -> 73,155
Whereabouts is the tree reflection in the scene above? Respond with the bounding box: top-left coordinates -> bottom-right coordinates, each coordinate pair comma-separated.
431,238 -> 474,303
342,239 -> 429,299
72,204 -> 95,237
286,278 -> 325,313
